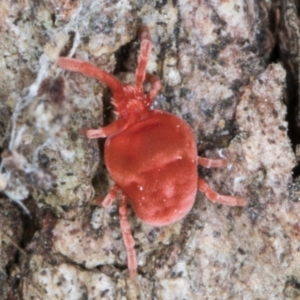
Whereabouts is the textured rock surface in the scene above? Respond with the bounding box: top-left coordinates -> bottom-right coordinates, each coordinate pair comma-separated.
0,0 -> 299,299
0,197 -> 23,298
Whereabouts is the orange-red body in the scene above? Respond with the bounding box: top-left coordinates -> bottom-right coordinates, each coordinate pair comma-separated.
57,26 -> 246,279
105,110 -> 197,226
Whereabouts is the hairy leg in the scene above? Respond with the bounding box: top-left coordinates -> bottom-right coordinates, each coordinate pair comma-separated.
119,194 -> 137,279
198,156 -> 228,168
145,73 -> 162,107
80,118 -> 127,139
135,26 -> 152,96
95,184 -> 121,207
198,178 -> 246,206
57,57 -> 124,100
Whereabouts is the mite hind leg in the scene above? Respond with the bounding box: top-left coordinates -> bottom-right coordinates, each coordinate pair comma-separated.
197,156 -> 246,206
197,178 -> 246,206
198,156 -> 228,168
119,194 -> 138,279
95,186 -> 138,278
94,184 -> 121,207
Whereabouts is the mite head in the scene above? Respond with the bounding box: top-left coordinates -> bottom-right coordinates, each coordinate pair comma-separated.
57,25 -> 161,124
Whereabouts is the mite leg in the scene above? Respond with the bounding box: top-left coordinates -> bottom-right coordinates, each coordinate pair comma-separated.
145,73 -> 162,107
57,57 -> 124,99
57,57 -> 129,138
119,194 -> 138,279
198,156 -> 228,168
198,178 -> 246,206
94,184 -> 121,207
80,118 -> 127,139
57,57 -> 128,112
135,26 -> 152,96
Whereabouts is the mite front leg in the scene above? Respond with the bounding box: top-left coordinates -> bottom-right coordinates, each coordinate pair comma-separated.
145,73 -> 162,107
57,57 -> 124,99
198,178 -> 246,206
119,194 -> 138,279
81,118 -> 127,139
135,26 -> 152,96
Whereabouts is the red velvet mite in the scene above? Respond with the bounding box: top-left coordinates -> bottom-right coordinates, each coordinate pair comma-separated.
57,26 -> 246,279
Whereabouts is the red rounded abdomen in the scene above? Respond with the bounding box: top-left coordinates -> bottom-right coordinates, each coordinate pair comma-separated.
105,111 -> 198,226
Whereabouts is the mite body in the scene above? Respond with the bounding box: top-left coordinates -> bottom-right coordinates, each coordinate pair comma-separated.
105,111 -> 198,226
57,26 -> 246,279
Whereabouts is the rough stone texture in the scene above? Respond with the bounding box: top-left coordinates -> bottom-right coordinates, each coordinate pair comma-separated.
279,0 -> 300,146
0,0 -> 299,299
0,197 -> 23,298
